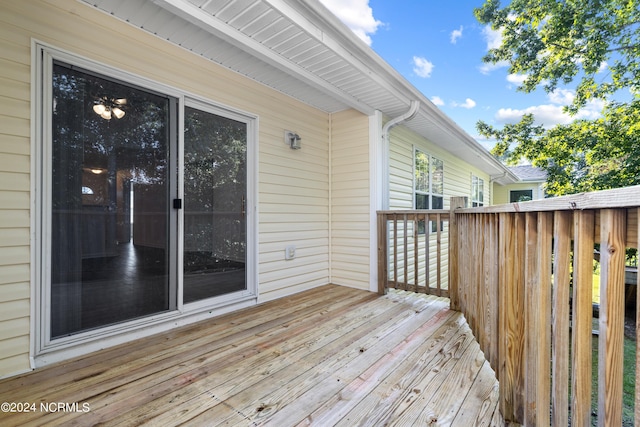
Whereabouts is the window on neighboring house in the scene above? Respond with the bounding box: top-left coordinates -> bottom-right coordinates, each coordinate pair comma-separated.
414,149 -> 444,233
510,189 -> 533,202
471,175 -> 484,207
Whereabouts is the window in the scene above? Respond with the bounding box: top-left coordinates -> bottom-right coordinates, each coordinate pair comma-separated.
414,149 -> 444,232
510,189 -> 533,202
471,175 -> 484,207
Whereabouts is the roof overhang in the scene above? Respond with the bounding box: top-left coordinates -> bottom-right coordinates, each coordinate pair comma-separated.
81,0 -> 517,184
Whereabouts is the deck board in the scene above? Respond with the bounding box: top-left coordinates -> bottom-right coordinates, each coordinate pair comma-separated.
0,285 -> 502,426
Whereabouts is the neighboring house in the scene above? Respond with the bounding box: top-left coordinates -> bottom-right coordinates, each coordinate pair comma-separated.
0,0 -> 518,379
493,165 -> 547,204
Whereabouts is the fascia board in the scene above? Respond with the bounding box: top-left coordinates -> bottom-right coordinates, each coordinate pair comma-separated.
152,0 -> 376,115
264,0 -> 418,106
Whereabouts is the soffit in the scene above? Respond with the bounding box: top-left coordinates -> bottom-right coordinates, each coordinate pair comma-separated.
80,0 -> 516,182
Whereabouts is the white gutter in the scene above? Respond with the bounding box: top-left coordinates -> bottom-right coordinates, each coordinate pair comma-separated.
381,100 -> 420,209
490,172 -> 507,184
382,100 -> 420,136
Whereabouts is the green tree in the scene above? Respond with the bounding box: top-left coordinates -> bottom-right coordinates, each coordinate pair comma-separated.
474,0 -> 640,195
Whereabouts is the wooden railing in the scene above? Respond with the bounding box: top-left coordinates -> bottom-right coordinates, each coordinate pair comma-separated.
449,186 -> 640,426
377,210 -> 450,297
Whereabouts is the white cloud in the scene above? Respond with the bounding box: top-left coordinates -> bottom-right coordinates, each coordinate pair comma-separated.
495,105 -> 567,125
478,25 -> 509,74
479,60 -> 509,75
598,61 -> 608,73
319,0 -> 382,46
482,25 -> 502,50
450,26 -> 463,44
431,96 -> 444,106
548,88 -> 575,105
506,73 -> 528,85
452,98 -> 477,109
494,90 -> 605,127
413,56 -> 434,78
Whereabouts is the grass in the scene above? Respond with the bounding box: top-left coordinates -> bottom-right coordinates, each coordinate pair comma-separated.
591,334 -> 636,426
591,269 -> 635,426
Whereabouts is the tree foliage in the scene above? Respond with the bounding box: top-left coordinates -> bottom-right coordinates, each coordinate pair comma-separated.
474,0 -> 640,195
480,100 -> 640,195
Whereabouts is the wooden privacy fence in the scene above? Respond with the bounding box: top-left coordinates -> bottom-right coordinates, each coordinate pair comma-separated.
449,186 -> 640,426
377,210 -> 450,297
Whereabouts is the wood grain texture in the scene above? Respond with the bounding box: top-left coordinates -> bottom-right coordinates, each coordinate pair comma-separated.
597,209 -> 626,426
497,212 -> 527,423
572,210 -> 595,427
552,211 -> 572,427
0,285 -> 501,427
523,212 -> 543,426
448,198 -> 466,310
447,190 -> 637,425
458,185 -> 640,214
377,212 -> 388,295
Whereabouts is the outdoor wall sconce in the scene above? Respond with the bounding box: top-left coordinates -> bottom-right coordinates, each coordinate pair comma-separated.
285,130 -> 301,150
93,97 -> 127,120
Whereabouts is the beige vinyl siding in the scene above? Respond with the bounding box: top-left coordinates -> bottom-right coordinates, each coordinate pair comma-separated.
0,0 -> 334,377
330,109 -> 371,290
387,125 -> 493,291
258,117 -> 330,301
0,8 -> 32,376
389,125 -> 492,210
493,182 -> 545,205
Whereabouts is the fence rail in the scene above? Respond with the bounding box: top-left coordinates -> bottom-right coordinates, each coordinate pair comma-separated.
449,186 -> 640,426
377,185 -> 640,425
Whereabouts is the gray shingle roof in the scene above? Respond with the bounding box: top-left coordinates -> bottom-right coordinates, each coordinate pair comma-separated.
508,165 -> 547,182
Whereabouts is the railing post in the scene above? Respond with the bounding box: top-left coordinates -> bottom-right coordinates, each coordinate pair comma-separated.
377,212 -> 388,295
449,196 -> 467,310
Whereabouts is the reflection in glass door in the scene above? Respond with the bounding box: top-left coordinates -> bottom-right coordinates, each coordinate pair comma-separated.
183,105 -> 247,303
50,61 -> 176,339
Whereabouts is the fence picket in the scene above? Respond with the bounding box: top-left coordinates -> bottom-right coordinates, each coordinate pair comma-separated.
377,186 -> 640,426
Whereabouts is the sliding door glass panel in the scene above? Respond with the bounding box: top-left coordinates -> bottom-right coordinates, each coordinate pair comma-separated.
183,106 -> 247,303
51,62 -> 173,338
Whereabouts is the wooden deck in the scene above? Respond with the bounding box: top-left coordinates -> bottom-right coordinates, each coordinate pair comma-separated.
0,285 -> 502,426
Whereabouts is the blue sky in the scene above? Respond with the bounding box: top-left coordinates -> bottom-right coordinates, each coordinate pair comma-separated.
319,0 -> 605,150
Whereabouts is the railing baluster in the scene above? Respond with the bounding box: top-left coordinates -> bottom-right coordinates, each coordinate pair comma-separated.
498,212 -> 526,422
552,211 -> 572,427
524,212 -> 539,426
425,212 -> 430,294
598,209 -> 626,426
413,213 -> 420,292
403,213 -> 408,291
436,213 -> 442,297
393,213 -> 398,289
572,210 -> 595,427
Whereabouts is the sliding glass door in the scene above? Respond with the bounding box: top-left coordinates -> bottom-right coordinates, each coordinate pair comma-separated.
50,61 -> 177,338
43,51 -> 251,345
183,105 -> 247,303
